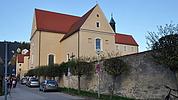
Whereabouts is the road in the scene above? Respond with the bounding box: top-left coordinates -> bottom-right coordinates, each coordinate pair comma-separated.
0,84 -> 85,100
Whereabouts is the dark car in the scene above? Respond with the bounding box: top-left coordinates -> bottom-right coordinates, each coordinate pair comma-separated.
20,77 -> 28,85
39,80 -> 58,92
26,77 -> 40,87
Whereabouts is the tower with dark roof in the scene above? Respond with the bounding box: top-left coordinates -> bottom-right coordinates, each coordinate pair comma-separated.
109,14 -> 116,32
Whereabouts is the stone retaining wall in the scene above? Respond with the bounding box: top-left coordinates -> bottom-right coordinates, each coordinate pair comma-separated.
60,51 -> 177,99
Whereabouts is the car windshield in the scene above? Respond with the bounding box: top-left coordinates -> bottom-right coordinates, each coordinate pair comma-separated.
47,80 -> 56,84
31,78 -> 38,81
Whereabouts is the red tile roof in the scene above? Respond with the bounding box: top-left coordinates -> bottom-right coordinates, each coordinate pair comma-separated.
115,33 -> 138,46
60,5 -> 96,42
35,5 -> 96,41
35,9 -> 80,34
17,54 -> 24,63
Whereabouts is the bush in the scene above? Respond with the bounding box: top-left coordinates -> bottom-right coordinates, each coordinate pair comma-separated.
26,63 -> 66,78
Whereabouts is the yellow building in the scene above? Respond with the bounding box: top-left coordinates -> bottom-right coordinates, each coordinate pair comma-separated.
16,52 -> 30,79
30,4 -> 138,68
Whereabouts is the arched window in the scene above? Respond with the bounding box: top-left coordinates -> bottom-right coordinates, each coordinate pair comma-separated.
96,38 -> 101,51
48,54 -> 54,65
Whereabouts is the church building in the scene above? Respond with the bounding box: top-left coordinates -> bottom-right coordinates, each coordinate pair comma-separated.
30,4 -> 138,68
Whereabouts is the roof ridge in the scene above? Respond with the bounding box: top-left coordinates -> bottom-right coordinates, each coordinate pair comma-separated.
116,33 -> 132,36
35,8 -> 81,18
60,5 -> 97,42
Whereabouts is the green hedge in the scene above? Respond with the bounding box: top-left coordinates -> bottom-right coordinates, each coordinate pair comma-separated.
26,63 -> 68,77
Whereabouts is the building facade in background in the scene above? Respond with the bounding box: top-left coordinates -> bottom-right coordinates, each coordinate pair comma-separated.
16,50 -> 30,79
30,4 -> 138,69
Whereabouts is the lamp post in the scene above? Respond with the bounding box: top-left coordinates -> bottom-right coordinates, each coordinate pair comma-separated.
4,42 -> 8,100
96,49 -> 101,98
67,53 -> 75,88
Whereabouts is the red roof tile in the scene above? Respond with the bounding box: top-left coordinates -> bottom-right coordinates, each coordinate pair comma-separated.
115,33 -> 138,46
35,9 -> 80,34
17,54 -> 24,63
60,5 -> 96,42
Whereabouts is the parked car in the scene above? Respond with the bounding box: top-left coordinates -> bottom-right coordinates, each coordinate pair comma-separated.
39,80 -> 58,92
26,77 -> 39,87
20,77 -> 28,85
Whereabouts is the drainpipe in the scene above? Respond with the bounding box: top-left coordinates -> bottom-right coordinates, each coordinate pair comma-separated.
78,31 -> 80,58
39,31 -> 41,67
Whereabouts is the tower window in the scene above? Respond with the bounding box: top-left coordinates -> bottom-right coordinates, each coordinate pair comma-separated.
97,14 -> 99,17
96,22 -> 100,28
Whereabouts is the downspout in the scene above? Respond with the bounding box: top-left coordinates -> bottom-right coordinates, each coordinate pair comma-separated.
39,31 -> 41,66
78,30 -> 80,58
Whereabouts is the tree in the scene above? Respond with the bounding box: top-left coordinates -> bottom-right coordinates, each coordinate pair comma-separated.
146,23 -> 178,71
69,57 -> 94,93
103,57 -> 128,99
19,42 -> 30,50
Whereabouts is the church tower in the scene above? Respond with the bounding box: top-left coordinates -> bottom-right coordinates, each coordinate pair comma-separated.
109,14 -> 116,32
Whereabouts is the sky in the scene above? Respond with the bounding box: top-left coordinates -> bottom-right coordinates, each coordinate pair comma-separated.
0,0 -> 178,52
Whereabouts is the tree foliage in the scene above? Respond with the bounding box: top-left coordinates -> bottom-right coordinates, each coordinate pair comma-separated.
69,57 -> 94,93
103,57 -> 128,78
103,57 -> 128,99
146,23 -> 178,71
26,64 -> 64,77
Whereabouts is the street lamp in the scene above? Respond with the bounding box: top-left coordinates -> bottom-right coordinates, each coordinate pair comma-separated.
4,42 -> 8,100
96,49 -> 101,98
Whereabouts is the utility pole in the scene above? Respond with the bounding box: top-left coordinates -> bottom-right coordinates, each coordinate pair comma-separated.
4,42 -> 8,100
96,49 -> 101,98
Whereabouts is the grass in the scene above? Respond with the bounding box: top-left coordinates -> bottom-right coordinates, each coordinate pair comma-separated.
58,87 -> 135,100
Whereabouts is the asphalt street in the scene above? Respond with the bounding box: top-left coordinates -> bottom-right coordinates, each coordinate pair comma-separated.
0,83 -> 85,100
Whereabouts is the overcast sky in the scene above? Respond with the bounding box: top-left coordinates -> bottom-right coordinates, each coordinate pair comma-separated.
0,0 -> 178,52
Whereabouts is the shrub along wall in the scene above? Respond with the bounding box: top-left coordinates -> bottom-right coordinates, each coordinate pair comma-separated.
26,64 -> 68,78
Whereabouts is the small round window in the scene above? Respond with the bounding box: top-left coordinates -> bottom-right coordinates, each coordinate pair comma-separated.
97,14 -> 99,17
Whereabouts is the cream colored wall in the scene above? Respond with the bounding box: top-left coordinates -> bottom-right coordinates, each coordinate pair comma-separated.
40,31 -> 64,66
81,5 -> 114,33
31,16 -> 37,38
16,61 -> 21,77
60,5 -> 121,60
30,31 -> 40,69
21,56 -> 30,79
79,5 -> 116,58
60,32 -> 78,62
16,56 -> 30,79
115,44 -> 138,56
79,30 -> 116,58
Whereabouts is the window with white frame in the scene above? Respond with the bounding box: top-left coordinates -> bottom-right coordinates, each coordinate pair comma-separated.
96,38 -> 102,51
48,54 -> 55,65
124,46 -> 126,51
116,45 -> 119,50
